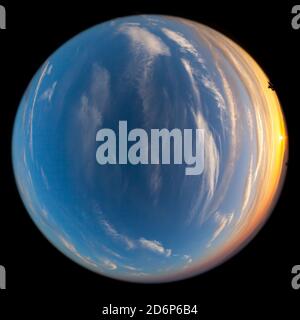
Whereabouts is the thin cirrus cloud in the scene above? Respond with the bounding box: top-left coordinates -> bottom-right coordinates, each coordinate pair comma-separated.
29,61 -> 51,159
183,255 -> 193,264
100,219 -> 172,257
101,219 -> 135,249
206,211 -> 234,248
119,25 -> 171,58
118,24 -> 171,127
180,58 -> 220,212
187,109 -> 220,224
59,234 -> 119,271
78,63 -> 110,131
101,258 -> 118,270
161,27 -> 205,65
201,75 -> 226,111
101,245 -> 124,259
149,164 -> 162,205
40,81 -> 57,103
123,265 -> 140,271
58,235 -> 98,268
40,167 -> 50,190
181,58 -> 201,105
139,238 -> 172,257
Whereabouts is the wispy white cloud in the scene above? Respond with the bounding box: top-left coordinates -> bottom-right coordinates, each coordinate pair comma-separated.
80,256 -> 98,268
181,255 -> 193,269
78,64 -> 110,129
119,25 -> 170,129
188,110 -> 220,223
29,61 -> 50,158
59,235 -> 98,268
207,211 -> 234,247
162,28 -> 197,55
102,258 -> 117,270
40,167 -> 49,190
162,28 -> 205,65
201,76 -> 226,110
76,63 -> 110,181
181,58 -> 201,105
40,81 -> 57,102
123,265 -> 140,271
59,235 -> 76,252
100,219 -> 172,258
47,64 -> 53,75
121,22 -> 140,27
101,219 -> 119,237
101,245 -> 123,259
100,219 -> 135,249
130,272 -> 149,277
183,254 -> 193,264
40,209 -> 48,219
119,25 -> 171,57
139,238 -> 172,257
149,165 -> 162,205
236,156 -> 255,227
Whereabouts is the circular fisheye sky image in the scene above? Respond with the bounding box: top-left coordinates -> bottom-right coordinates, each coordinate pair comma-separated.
12,15 -> 287,283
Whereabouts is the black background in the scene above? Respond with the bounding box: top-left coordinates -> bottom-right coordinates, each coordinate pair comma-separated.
0,0 -> 299,317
